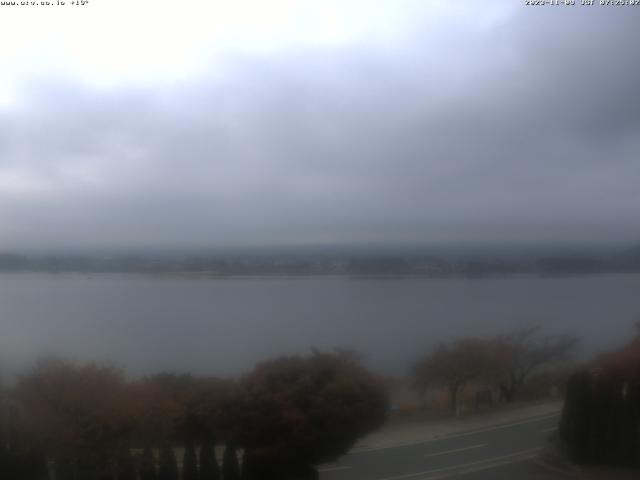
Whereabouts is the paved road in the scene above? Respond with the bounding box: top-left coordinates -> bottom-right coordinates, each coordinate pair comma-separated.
319,412 -> 564,480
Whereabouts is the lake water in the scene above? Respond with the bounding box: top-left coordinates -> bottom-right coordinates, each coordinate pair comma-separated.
1,273 -> 639,378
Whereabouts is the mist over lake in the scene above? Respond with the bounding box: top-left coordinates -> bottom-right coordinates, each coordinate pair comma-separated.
2,273 -> 639,378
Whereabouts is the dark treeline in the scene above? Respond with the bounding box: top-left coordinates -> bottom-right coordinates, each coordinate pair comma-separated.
0,351 -> 388,480
1,244 -> 640,275
559,329 -> 640,468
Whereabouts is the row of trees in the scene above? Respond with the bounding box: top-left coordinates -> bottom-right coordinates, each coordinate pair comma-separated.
411,326 -> 579,412
559,327 -> 640,467
0,325 -> 586,478
0,351 -> 389,480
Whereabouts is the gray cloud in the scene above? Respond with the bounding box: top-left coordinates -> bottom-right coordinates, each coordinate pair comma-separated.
1,3 -> 639,250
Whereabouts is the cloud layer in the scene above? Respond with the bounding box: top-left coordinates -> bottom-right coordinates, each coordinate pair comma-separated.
1,2 -> 639,250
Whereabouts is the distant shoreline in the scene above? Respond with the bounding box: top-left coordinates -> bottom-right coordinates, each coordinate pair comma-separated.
2,248 -> 639,278
2,270 -> 640,280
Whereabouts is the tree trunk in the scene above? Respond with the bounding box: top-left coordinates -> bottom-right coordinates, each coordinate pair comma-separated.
139,447 -> 157,480
222,443 -> 240,480
182,440 -> 198,480
501,374 -> 521,403
157,445 -> 178,480
199,439 -> 220,480
449,384 -> 460,414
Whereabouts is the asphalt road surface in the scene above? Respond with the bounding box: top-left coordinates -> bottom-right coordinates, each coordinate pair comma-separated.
319,412 -> 564,480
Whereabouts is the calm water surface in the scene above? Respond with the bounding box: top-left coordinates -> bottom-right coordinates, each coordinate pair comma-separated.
1,273 -> 639,377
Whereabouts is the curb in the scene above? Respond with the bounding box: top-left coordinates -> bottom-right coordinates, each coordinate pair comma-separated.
534,455 -> 640,480
534,456 -> 582,478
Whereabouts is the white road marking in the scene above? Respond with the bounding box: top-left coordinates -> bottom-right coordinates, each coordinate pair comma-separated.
422,448 -> 542,480
424,443 -> 487,458
374,447 -> 541,480
318,465 -> 352,472
350,412 -> 560,454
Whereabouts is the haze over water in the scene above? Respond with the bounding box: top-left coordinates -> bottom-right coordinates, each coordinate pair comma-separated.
2,272 -> 638,378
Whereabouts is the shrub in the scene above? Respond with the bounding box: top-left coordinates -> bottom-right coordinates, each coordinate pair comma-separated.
15,357 -> 134,480
234,351 -> 388,474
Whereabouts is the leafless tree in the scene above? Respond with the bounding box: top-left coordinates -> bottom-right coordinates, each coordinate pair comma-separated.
495,325 -> 579,402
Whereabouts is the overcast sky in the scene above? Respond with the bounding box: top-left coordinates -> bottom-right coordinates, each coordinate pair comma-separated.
1,0 -> 639,251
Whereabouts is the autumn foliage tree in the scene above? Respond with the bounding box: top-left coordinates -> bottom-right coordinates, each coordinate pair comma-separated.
234,351 -> 389,478
15,357 -> 135,480
129,373 -> 195,448
130,373 -> 235,448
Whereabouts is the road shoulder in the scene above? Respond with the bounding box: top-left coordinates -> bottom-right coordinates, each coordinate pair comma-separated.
352,400 -> 563,453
